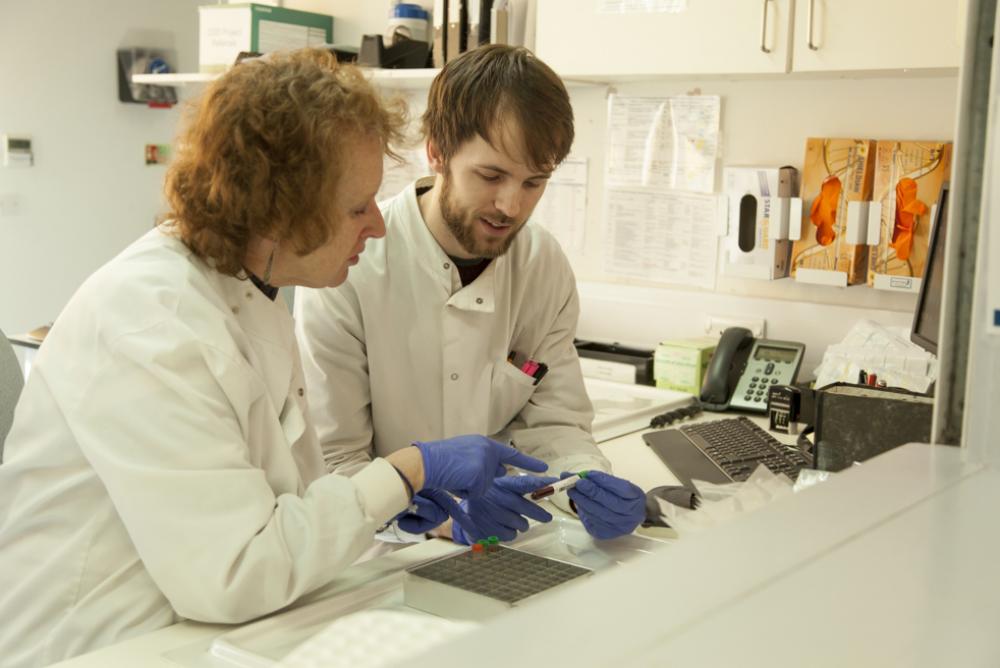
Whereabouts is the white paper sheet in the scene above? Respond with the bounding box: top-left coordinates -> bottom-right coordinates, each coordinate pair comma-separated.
532,156 -> 588,253
607,94 -> 720,194
604,188 -> 722,288
655,465 -> 798,536
599,0 -> 687,14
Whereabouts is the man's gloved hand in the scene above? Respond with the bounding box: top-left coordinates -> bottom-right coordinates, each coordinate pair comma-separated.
396,492 -> 450,535
414,435 -> 548,499
566,471 -> 645,540
451,475 -> 558,545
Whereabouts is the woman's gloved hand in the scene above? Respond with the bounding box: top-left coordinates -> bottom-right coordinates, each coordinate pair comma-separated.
396,492 -> 450,535
566,471 -> 646,540
451,475 -> 558,545
414,435 -> 548,499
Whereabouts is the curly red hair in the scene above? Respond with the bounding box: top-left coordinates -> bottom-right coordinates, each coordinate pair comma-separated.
164,49 -> 406,276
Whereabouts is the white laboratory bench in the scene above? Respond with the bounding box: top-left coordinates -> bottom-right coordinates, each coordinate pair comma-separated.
53,413 -> 992,668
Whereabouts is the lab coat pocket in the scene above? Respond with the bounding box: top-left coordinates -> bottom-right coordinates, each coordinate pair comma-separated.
278,395 -> 307,448
488,361 -> 538,435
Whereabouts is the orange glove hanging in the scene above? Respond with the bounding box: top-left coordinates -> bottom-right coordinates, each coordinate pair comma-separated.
891,178 -> 928,262
810,175 -> 841,246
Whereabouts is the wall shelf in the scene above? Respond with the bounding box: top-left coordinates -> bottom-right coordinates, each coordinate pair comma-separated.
131,68 -> 441,90
131,72 -> 218,86
131,68 -> 608,90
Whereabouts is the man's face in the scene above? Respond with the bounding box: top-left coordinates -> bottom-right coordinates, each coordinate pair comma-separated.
434,128 -> 552,258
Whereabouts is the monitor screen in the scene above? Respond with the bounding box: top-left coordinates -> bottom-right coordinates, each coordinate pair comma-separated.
911,182 -> 949,354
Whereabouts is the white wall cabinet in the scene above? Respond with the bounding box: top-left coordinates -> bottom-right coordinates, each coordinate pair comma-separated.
791,0 -> 962,72
536,0 -> 794,77
536,0 -> 962,79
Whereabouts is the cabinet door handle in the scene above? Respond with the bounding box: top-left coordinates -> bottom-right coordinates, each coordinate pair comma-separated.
807,0 -> 820,50
760,0 -> 772,53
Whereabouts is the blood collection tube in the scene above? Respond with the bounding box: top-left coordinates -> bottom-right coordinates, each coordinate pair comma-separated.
530,471 -> 588,500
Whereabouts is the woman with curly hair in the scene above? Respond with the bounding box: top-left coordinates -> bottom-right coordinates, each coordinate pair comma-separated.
0,48 -> 547,668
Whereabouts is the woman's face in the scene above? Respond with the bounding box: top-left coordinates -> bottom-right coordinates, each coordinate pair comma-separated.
286,133 -> 386,288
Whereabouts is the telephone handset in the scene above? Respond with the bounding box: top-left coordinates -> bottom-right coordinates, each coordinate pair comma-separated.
700,327 -> 806,413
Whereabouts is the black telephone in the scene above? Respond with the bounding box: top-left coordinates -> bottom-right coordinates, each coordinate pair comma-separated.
700,327 -> 806,413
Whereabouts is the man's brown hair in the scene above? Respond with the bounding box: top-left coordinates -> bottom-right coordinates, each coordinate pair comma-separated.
164,48 -> 406,276
421,45 -> 573,173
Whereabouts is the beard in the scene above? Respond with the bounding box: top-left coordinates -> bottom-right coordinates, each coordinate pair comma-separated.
439,173 -> 524,259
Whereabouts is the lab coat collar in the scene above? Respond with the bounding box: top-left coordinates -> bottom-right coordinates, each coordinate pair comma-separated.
218,272 -> 295,352
399,178 -> 499,314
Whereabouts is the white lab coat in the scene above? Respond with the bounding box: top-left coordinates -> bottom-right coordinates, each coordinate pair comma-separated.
296,179 -> 610,483
0,227 -> 408,668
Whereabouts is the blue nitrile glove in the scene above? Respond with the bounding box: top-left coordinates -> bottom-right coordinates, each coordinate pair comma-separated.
414,435 -> 548,499
396,492 -> 450,535
566,471 -> 646,540
451,475 -> 559,545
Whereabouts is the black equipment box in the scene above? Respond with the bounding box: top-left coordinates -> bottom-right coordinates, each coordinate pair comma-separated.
574,340 -> 654,386
814,383 -> 941,471
359,34 -> 431,68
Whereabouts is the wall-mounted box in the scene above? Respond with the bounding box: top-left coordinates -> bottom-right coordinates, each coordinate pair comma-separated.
866,141 -> 953,293
117,48 -> 177,106
722,166 -> 801,281
790,138 -> 876,287
198,3 -> 334,73
2,135 -> 32,168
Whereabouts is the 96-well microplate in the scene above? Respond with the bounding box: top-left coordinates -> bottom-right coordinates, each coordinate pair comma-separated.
403,545 -> 592,621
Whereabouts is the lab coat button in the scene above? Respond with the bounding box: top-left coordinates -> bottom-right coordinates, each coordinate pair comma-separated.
476,297 -> 483,304
450,373 -> 459,380
298,388 -> 304,397
443,262 -> 451,270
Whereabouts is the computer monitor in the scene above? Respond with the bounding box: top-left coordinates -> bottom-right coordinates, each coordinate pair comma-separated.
910,181 -> 949,354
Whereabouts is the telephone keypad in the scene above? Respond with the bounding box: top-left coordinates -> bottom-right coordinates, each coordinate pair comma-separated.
728,341 -> 805,413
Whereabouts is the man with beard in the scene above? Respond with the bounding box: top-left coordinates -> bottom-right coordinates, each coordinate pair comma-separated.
295,45 -> 646,545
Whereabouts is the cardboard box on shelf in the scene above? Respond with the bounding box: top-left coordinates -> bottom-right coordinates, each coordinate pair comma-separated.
722,166 -> 801,280
866,141 -> 953,293
790,138 -> 876,287
198,3 -> 333,73
654,338 -> 717,395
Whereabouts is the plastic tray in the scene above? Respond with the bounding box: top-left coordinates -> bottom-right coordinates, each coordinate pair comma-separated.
200,518 -> 667,667
584,378 -> 694,442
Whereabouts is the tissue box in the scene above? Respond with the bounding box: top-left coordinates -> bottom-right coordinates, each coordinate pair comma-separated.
199,3 -> 333,73
654,338 -> 716,395
790,138 -> 876,286
866,141 -> 953,293
722,166 -> 800,280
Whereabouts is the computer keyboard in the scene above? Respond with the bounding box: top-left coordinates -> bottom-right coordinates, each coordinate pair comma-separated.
679,417 -> 812,481
643,416 -> 813,486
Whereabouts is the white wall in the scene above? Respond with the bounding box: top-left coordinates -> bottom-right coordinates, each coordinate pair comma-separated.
0,0 -> 202,335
